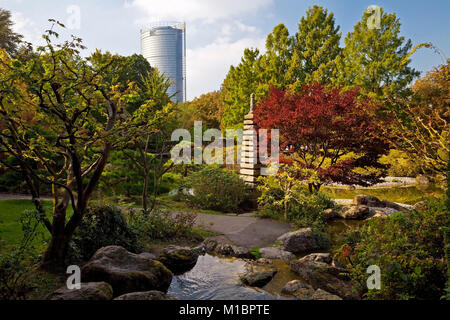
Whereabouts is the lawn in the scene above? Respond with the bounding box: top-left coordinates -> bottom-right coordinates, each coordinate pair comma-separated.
0,199 -> 71,253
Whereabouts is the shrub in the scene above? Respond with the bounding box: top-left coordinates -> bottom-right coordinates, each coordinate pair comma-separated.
181,166 -> 250,212
257,174 -> 334,230
334,200 -> 447,300
69,205 -> 141,261
128,209 -> 197,242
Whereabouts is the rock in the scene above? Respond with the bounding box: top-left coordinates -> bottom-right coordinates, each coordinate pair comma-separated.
158,245 -> 199,274
231,245 -> 254,259
300,252 -> 333,264
139,252 -> 157,260
323,208 -> 338,221
82,246 -> 173,297
277,228 -> 329,254
47,282 -> 113,300
413,201 -> 426,210
259,246 -> 295,261
381,200 -> 408,211
202,237 -> 253,259
290,253 -> 361,300
338,205 -> 370,220
239,261 -> 277,287
416,175 -> 430,185
114,290 -> 169,300
353,195 -> 384,207
281,280 -> 314,300
202,238 -> 219,252
312,289 -> 343,300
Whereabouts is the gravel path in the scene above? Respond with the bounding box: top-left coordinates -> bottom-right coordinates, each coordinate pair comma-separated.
0,193 -> 52,201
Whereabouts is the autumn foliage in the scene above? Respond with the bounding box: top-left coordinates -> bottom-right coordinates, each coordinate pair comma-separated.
254,84 -> 389,191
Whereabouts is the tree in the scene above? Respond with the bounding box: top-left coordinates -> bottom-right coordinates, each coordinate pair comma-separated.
0,22 -> 156,267
0,8 -> 23,56
335,7 -> 419,98
221,48 -> 263,129
259,24 -> 293,91
287,5 -> 341,90
383,62 -> 449,174
120,71 -> 177,212
254,84 -> 389,192
177,91 -> 225,130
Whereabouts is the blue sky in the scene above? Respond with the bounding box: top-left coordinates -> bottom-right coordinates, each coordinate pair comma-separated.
1,0 -> 449,100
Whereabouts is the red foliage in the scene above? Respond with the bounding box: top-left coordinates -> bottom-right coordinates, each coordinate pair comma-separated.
254,84 -> 389,187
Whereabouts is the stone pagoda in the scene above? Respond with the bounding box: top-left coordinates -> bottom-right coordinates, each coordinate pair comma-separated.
239,94 -> 261,187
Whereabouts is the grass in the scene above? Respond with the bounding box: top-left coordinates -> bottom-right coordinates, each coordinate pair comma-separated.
322,184 -> 444,204
0,200 -> 53,253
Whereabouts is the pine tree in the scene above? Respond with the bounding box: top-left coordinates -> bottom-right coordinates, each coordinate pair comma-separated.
335,7 -> 419,98
287,5 -> 341,90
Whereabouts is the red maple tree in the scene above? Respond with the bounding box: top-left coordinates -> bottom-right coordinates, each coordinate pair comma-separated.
254,84 -> 389,192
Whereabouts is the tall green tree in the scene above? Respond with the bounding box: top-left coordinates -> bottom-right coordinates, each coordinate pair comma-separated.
335,7 -> 419,98
259,24 -> 293,91
0,8 -> 23,56
221,48 -> 263,129
287,5 -> 341,90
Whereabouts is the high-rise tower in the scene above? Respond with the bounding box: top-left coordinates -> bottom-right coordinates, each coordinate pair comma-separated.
140,22 -> 186,103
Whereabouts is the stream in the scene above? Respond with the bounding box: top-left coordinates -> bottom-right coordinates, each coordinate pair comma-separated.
167,254 -> 296,300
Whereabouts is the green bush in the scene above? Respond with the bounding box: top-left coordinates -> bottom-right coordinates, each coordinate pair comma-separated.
334,200 -> 447,300
128,209 -> 198,242
257,176 -> 334,230
69,205 -> 141,261
181,166 -> 250,212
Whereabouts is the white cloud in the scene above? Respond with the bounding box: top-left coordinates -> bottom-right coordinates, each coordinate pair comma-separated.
10,11 -> 41,45
125,0 -> 272,23
187,36 -> 265,99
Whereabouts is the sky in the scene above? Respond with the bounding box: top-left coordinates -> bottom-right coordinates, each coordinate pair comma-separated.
1,0 -> 449,100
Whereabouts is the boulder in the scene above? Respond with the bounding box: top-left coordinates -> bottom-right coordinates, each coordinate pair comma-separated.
300,252 -> 333,264
381,200 -> 408,211
290,253 -> 361,300
312,289 -> 343,300
416,175 -> 430,185
239,260 -> 277,287
158,246 -> 199,274
281,280 -> 315,299
202,237 -> 253,259
82,246 -> 173,297
323,208 -> 339,221
277,228 -> 329,254
338,205 -> 370,220
353,195 -> 383,207
47,282 -> 113,300
114,290 -> 169,300
259,246 -> 295,261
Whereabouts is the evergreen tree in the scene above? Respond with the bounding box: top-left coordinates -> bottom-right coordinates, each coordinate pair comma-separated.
221,48 -> 262,129
0,8 -> 23,56
259,23 -> 293,91
335,7 -> 419,98
287,5 -> 341,90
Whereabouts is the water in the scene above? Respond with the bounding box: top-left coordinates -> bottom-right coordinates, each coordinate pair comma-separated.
167,254 -> 294,300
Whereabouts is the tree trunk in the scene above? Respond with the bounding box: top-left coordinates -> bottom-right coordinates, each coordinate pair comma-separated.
142,169 -> 149,212
41,232 -> 72,271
